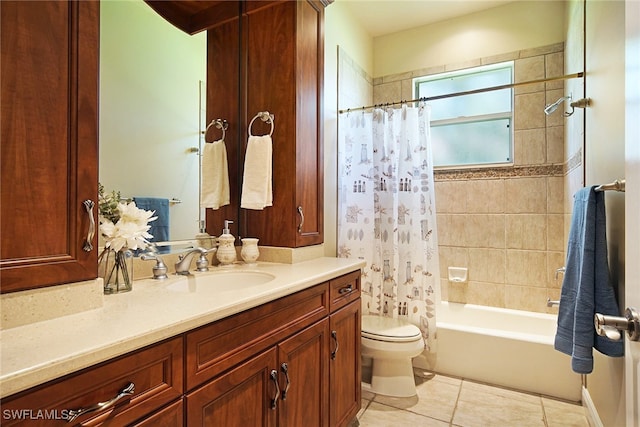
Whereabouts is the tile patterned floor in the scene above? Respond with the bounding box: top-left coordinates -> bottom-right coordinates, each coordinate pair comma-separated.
356,374 -> 590,427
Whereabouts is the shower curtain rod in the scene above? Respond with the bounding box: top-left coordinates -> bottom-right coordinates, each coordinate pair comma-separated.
338,72 -> 584,114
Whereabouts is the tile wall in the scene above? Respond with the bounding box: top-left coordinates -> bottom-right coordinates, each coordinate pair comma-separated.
373,43 -> 572,313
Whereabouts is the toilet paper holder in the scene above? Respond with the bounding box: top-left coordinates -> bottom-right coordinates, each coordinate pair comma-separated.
448,267 -> 468,283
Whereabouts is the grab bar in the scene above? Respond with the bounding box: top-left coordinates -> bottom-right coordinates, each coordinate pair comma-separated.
547,298 -> 560,307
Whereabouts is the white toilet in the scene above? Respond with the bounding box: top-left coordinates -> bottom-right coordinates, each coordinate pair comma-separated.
361,315 -> 424,397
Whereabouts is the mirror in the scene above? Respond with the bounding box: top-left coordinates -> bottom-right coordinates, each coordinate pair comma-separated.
99,0 -> 207,244
99,0 -> 583,254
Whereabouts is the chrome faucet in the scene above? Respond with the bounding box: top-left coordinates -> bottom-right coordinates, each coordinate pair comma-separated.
175,247 -> 215,275
140,253 -> 168,279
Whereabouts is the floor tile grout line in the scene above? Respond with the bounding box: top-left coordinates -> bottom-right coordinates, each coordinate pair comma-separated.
540,395 -> 550,427
450,378 -> 464,425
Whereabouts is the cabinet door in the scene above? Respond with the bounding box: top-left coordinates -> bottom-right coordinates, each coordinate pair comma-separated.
330,300 -> 362,427
242,0 -> 324,248
186,348 -> 278,427
204,4 -> 241,237
277,318 -> 330,427
0,1 -> 99,293
131,399 -> 184,427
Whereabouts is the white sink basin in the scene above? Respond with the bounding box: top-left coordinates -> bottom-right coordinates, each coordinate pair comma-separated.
166,270 -> 275,293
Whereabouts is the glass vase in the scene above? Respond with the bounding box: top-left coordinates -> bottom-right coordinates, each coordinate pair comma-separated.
99,248 -> 134,294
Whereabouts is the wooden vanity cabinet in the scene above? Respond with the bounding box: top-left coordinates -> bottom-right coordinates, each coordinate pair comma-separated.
204,0 -> 325,248
0,0 -> 99,294
184,283 -> 330,426
187,320 -> 330,427
1,337 -> 183,426
2,270 -> 361,427
329,271 -> 362,427
185,271 -> 361,427
240,0 -> 325,248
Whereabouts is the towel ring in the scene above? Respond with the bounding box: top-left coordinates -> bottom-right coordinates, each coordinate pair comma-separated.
204,119 -> 228,143
248,111 -> 274,137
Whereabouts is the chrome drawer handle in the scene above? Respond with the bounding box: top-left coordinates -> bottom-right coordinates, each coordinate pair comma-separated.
82,200 -> 95,252
270,369 -> 280,410
331,330 -> 339,360
338,285 -> 353,295
66,382 -> 134,423
280,363 -> 291,400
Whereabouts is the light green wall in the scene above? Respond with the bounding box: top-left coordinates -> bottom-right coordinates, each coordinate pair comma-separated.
373,1 -> 566,78
100,0 -> 206,241
324,1 -> 374,257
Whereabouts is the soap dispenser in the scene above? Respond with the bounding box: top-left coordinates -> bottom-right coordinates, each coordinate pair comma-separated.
216,220 -> 237,266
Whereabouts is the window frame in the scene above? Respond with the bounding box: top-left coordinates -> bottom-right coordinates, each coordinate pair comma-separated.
414,61 -> 515,170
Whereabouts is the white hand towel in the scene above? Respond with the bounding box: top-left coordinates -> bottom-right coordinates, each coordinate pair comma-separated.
241,135 -> 273,210
200,139 -> 230,209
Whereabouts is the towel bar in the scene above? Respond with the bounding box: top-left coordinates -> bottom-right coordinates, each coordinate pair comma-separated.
595,179 -> 625,192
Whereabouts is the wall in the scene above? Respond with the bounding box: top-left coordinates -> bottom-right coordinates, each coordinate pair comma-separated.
363,0 -> 568,313
324,1 -> 374,257
371,44 -> 567,313
373,1 -> 565,78
580,0 -> 627,425
100,0 -> 206,241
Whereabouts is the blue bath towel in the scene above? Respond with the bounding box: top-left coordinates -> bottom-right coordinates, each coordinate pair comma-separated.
133,197 -> 170,243
554,187 -> 623,374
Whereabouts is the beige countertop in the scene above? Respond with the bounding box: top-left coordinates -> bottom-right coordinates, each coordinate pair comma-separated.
0,257 -> 364,398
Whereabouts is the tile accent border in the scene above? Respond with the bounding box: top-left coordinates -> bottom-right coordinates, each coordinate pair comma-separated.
435,164 -> 564,181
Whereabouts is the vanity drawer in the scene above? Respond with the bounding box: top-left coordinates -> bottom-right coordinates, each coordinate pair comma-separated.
329,270 -> 361,311
185,282 -> 329,390
2,337 -> 183,426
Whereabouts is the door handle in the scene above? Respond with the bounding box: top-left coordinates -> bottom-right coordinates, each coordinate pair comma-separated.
594,307 -> 640,341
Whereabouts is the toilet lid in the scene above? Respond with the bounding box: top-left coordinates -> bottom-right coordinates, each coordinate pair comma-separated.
361,315 -> 422,342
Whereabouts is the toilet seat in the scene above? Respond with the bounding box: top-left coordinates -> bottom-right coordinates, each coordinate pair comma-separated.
362,315 -> 422,343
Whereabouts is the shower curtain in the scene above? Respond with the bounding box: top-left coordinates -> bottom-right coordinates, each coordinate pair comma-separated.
338,103 -> 440,356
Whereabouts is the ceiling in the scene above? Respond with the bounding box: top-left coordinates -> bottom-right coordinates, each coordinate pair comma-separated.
338,0 -> 517,37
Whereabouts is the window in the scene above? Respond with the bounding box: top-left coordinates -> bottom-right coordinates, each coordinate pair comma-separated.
415,62 -> 513,168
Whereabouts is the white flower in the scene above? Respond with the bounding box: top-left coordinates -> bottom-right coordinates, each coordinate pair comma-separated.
99,201 -> 157,251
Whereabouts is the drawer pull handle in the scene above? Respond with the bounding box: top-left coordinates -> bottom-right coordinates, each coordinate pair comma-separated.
280,362 -> 291,400
331,330 -> 339,360
297,206 -> 304,233
339,285 -> 353,295
82,200 -> 95,252
67,382 -> 135,423
270,369 -> 280,410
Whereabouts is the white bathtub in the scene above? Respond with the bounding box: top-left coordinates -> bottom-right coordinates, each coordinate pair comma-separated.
434,302 -> 582,401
